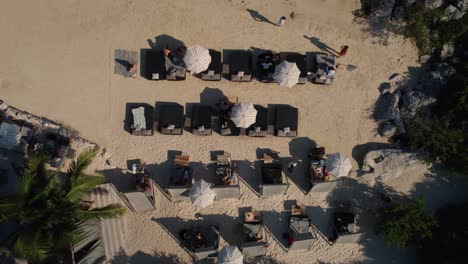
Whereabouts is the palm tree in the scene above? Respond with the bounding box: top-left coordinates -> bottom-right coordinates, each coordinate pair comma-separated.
0,149 -> 126,263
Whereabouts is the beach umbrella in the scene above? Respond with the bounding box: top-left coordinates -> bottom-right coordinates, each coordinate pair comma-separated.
230,102 -> 257,128
273,61 -> 300,88
325,153 -> 352,177
183,45 -> 211,74
190,179 -> 216,209
218,245 -> 243,264
0,122 -> 21,150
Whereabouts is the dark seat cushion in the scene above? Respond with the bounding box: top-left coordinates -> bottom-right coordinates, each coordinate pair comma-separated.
275,105 -> 298,131
192,105 -> 213,129
230,51 -> 252,75
248,105 -> 268,131
262,163 -> 283,184
145,50 -> 167,80
286,53 -> 307,77
206,49 -> 222,74
159,104 -> 184,128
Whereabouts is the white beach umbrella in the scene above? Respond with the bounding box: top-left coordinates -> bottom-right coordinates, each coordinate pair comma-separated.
0,122 -> 21,150
273,61 -> 300,88
183,45 -> 211,74
230,102 -> 257,128
190,179 -> 216,209
218,245 -> 243,264
325,153 -> 352,177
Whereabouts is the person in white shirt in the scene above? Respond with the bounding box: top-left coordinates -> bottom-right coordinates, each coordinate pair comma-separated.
277,16 -> 286,27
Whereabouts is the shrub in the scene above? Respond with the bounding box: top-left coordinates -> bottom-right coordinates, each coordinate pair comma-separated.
377,198 -> 437,247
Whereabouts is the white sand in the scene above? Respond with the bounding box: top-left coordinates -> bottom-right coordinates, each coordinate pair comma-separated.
1,0 -> 427,263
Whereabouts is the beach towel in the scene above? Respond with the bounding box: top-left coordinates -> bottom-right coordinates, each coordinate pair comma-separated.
132,107 -> 146,130
114,49 -> 138,77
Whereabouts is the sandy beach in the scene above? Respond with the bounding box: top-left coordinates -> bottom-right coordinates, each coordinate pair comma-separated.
0,0 -> 435,263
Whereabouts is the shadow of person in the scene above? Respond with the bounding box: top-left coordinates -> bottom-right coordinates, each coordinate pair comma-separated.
303,35 -> 339,55
246,9 -> 276,25
115,58 -> 132,69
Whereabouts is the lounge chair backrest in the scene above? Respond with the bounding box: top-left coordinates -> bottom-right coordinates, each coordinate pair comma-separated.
335,232 -> 362,244
261,184 -> 287,197
241,242 -> 267,257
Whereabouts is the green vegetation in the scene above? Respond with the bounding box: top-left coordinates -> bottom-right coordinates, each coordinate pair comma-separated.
419,203 -> 468,263
377,198 -> 437,247
0,149 -> 126,263
406,60 -> 468,173
404,2 -> 468,55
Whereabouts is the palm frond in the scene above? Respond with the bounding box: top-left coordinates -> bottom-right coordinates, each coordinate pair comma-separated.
0,199 -> 18,222
65,176 -> 106,203
75,204 -> 126,221
67,149 -> 98,185
13,230 -> 53,263
19,154 -> 49,196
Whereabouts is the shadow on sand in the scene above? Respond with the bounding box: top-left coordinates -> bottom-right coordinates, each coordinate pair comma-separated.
246,9 -> 276,25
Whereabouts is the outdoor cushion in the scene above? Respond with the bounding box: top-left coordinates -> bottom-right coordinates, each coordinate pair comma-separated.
152,73 -> 159,80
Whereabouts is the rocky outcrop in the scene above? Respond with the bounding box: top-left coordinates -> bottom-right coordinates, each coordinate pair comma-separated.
442,5 -> 466,21
361,149 -> 422,180
424,0 -> 445,9
366,0 -> 396,18
374,92 -> 399,121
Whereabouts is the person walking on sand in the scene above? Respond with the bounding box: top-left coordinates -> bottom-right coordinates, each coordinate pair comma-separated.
338,45 -> 349,58
277,16 -> 286,27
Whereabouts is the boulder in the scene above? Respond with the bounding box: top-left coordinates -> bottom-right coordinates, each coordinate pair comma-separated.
378,82 -> 392,94
400,89 -> 436,118
378,122 -> 398,137
361,149 -> 421,181
424,0 -> 445,9
419,55 -> 431,64
367,0 -> 396,18
374,92 -> 399,121
440,42 -> 455,58
403,0 -> 417,6
392,5 -> 405,20
454,0 -> 468,11
431,62 -> 456,80
441,5 -> 466,21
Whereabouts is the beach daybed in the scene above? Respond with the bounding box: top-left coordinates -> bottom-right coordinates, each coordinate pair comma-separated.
282,52 -> 308,84
230,50 -> 253,82
287,204 -> 316,250
167,154 -> 193,202
247,105 -> 268,137
308,147 -> 340,193
241,210 -> 268,258
217,96 -> 242,136
144,50 -> 167,80
187,105 -> 212,136
211,153 -> 240,199
156,103 -> 184,135
259,153 -> 288,197
274,105 -> 298,137
331,203 -> 362,244
257,51 -> 280,83
179,225 -> 220,261
310,53 -> 336,85
126,103 -> 154,136
200,49 -> 222,81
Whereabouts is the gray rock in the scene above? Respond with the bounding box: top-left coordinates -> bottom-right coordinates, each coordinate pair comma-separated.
378,82 -> 392,94
424,0 -> 444,9
393,108 -> 406,134
440,42 -> 455,58
368,0 -> 396,18
441,5 -> 465,21
403,0 -> 417,6
374,92 -> 399,121
361,149 -> 422,181
400,89 -> 437,118
419,55 -> 431,63
432,62 -> 456,79
454,0 -> 468,12
378,122 -> 397,137
392,6 -> 405,20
